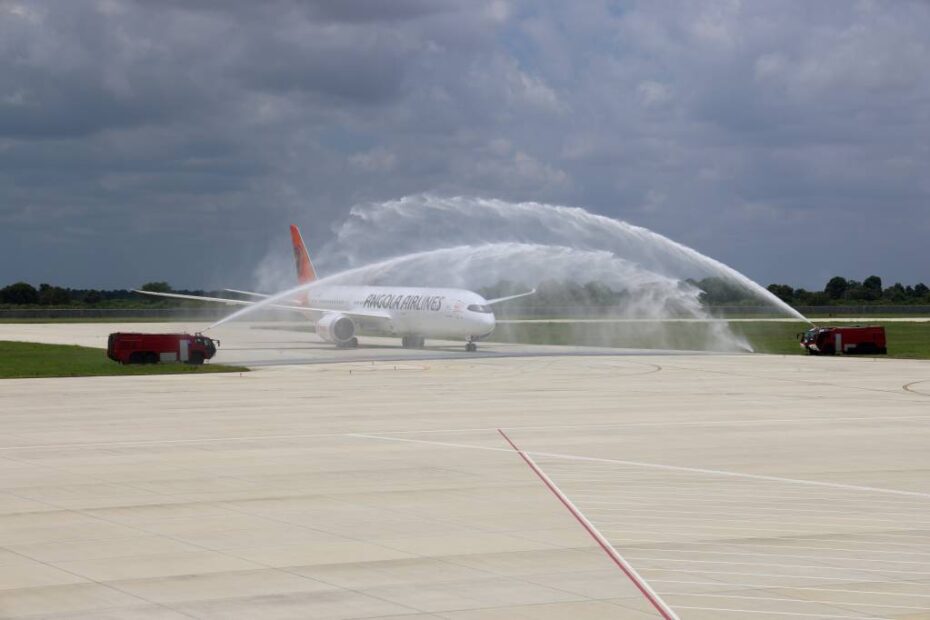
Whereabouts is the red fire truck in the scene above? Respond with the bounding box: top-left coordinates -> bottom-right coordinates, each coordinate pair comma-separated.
107,333 -> 219,365
799,326 -> 886,355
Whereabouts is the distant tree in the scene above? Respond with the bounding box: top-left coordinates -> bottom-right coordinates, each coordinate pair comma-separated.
844,279 -> 867,301
792,288 -> 811,304
824,276 -> 849,300
807,291 -> 830,306
140,281 -> 172,293
478,280 -> 527,302
83,290 -> 103,305
789,289 -> 825,306
583,281 -> 616,305
883,282 -> 907,303
862,275 -> 883,301
694,277 -> 749,305
38,283 -> 72,306
1,282 -> 39,305
536,279 -> 587,305
915,283 -> 929,299
767,284 -> 794,303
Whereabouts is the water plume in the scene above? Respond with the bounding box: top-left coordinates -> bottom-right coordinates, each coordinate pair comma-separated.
319,195 -> 808,323
225,194 -> 806,351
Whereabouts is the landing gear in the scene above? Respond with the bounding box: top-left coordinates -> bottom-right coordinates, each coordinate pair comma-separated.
401,336 -> 425,349
465,341 -> 478,353
337,337 -> 358,349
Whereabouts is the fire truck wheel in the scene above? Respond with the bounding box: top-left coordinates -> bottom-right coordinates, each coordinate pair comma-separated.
188,352 -> 204,365
129,352 -> 144,364
144,352 -> 158,364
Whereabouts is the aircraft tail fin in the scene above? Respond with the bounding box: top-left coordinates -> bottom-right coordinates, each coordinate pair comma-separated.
289,224 -> 317,284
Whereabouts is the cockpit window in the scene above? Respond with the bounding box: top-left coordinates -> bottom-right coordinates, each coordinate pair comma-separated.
467,304 -> 493,313
801,328 -> 823,343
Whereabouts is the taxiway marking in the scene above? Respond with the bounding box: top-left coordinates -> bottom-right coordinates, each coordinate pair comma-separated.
349,432 -> 930,500
497,429 -> 679,620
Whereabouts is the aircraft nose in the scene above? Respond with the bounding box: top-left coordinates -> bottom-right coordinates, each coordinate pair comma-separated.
478,312 -> 496,336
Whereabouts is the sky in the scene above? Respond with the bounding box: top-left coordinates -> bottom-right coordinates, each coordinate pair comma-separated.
1,0 -> 928,290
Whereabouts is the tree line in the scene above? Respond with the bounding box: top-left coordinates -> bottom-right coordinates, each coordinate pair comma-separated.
3,275 -> 929,309
764,275 -> 929,306
0,281 -> 208,308
480,275 -> 930,308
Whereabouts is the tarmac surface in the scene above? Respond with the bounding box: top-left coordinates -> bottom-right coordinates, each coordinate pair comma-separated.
1,322 -> 930,619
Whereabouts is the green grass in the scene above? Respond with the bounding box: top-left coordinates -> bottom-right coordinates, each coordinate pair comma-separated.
0,318 -> 201,324
0,341 -> 249,379
490,320 -> 930,359
730,321 -> 930,358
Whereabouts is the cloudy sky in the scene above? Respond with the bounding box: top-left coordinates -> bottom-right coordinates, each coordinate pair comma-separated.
1,0 -> 928,290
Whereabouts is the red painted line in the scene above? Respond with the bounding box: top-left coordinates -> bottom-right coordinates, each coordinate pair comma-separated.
497,428 -> 679,620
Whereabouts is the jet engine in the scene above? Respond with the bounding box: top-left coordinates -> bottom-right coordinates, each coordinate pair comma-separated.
316,313 -> 357,347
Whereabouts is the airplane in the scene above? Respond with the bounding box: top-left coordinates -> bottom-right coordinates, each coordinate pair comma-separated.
135,225 -> 535,352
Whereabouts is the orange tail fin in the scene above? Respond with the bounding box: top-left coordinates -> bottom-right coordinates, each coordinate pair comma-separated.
289,225 -> 317,284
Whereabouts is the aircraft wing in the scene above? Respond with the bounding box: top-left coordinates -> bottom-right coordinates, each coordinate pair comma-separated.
133,289 -> 308,312
133,290 -> 391,321
486,289 -> 536,305
224,288 -> 270,298
225,288 -> 319,308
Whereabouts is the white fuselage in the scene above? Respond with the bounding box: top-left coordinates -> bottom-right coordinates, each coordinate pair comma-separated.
307,285 -> 496,340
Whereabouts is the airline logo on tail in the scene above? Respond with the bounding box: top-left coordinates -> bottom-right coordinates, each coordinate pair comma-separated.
289,225 -> 317,284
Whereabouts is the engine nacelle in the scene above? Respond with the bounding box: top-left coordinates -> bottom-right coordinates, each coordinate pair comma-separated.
316,313 -> 356,346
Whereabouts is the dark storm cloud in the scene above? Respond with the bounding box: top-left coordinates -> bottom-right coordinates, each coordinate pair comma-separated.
232,27 -> 409,103
0,2 -> 230,140
1,0 -> 928,289
301,0 -> 452,24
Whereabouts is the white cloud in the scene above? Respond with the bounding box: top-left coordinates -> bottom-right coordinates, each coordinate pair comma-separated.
754,53 -> 787,82
690,0 -> 743,48
0,89 -> 29,106
640,189 -> 667,213
484,0 -> 510,23
349,146 -> 397,173
512,68 -> 564,112
5,2 -> 44,21
512,150 -> 568,186
636,80 -> 673,108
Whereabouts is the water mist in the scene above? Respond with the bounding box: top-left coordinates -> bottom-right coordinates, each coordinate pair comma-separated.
223,195 -> 807,351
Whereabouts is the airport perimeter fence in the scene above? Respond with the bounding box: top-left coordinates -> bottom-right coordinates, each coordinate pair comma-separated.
3,305 -> 929,320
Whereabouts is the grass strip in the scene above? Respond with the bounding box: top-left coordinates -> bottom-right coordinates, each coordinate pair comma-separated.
490,320 -> 930,359
0,341 -> 249,379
